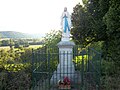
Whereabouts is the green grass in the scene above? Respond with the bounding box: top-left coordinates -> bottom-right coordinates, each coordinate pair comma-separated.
73,55 -> 88,64
0,45 -> 42,50
28,45 -> 42,49
0,46 -> 10,50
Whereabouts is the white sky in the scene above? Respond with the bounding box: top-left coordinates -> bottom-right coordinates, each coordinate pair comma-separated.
0,0 -> 83,34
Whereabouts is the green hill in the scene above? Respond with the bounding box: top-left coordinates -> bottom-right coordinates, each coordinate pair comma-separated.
0,31 -> 44,39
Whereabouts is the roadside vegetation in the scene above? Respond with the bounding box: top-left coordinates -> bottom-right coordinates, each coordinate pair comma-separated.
0,0 -> 119,89
0,47 -> 32,90
0,30 -> 61,90
0,38 -> 43,89
71,0 -> 120,89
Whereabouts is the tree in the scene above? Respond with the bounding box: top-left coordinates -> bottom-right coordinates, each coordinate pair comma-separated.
9,39 -> 15,49
14,43 -> 20,48
72,0 -> 120,60
1,40 -> 10,46
72,0 -> 120,89
71,0 -> 110,46
71,4 -> 97,46
43,30 -> 62,47
102,0 -> 120,65
0,41 -> 2,46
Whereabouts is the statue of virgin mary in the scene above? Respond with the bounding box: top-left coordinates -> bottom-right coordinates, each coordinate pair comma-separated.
61,7 -> 71,39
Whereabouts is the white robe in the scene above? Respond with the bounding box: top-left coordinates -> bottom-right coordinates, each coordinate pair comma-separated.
61,11 -> 71,33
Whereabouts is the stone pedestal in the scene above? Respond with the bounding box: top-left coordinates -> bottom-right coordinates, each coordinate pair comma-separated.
61,30 -> 70,41
50,40 -> 75,85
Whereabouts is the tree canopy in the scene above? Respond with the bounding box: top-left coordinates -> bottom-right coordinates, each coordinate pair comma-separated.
43,30 -> 62,47
71,0 -> 120,62
71,0 -> 120,89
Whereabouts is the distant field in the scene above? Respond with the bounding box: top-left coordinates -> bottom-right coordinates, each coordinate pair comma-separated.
0,45 -> 42,50
28,45 -> 42,49
0,46 -> 10,50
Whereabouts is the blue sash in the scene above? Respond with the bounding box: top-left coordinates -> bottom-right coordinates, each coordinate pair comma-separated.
63,16 -> 70,33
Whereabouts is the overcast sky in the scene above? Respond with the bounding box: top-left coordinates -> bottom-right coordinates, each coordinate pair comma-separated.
0,0 -> 83,34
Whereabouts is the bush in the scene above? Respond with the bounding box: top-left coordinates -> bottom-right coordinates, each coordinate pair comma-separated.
6,71 -> 31,90
101,60 -> 120,90
0,47 -> 32,90
101,60 -> 116,76
0,71 -> 8,90
14,43 -> 20,48
101,75 -> 120,90
89,41 -> 103,52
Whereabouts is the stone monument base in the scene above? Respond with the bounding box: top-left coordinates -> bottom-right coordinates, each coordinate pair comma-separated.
50,71 -> 81,86
50,63 -> 75,85
50,41 -> 75,85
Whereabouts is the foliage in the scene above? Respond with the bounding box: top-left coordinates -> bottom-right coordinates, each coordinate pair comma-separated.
71,1 -> 107,46
73,55 -> 88,64
102,0 -> 120,65
0,48 -> 32,90
32,30 -> 62,84
0,41 -> 2,46
0,38 -> 43,47
101,75 -> 120,90
40,30 -> 61,73
0,71 -> 7,90
0,70 -> 31,90
71,4 -> 94,46
88,41 -> 103,52
43,30 -> 62,47
72,0 -> 120,67
72,0 -> 120,89
6,71 -> 31,90
101,60 -> 116,76
1,40 -> 10,46
82,0 -> 88,4
14,43 -> 20,48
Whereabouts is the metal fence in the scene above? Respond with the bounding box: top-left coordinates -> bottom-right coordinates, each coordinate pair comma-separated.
31,46 -> 101,90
